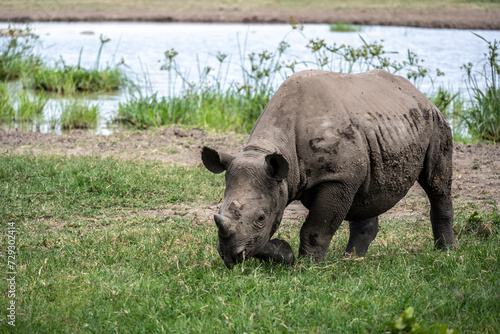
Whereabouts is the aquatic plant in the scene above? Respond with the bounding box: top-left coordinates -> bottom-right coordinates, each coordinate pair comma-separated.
15,90 -> 47,122
305,36 -> 444,88
25,35 -> 128,94
118,33 -> 290,132
329,22 -> 363,32
0,82 -> 15,120
0,24 -> 42,81
118,26 -> 445,133
118,86 -> 270,133
59,99 -> 99,129
458,34 -> 500,142
0,83 -> 47,123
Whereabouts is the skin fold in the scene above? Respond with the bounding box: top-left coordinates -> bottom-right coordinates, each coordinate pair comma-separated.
202,69 -> 455,269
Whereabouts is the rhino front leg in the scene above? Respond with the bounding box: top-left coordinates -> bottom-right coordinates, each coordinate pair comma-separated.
343,217 -> 379,257
253,239 -> 295,265
298,182 -> 354,262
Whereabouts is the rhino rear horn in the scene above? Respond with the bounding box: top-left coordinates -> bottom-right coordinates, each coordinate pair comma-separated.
201,147 -> 235,174
265,153 -> 289,181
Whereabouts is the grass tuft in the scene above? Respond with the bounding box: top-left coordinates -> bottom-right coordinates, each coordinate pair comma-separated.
458,34 -> 500,142
329,22 -> 363,32
0,24 -> 42,81
59,99 -> 100,130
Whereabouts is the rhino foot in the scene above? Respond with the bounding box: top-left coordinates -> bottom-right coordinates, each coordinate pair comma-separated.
254,239 -> 295,265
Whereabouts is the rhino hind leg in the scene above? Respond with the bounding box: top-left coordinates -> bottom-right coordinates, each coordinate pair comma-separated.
254,239 -> 295,265
343,217 -> 379,257
418,131 -> 456,250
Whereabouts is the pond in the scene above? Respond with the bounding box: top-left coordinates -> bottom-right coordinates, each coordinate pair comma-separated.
2,22 -> 500,134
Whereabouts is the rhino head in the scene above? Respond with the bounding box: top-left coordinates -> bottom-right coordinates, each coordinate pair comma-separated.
201,146 -> 289,269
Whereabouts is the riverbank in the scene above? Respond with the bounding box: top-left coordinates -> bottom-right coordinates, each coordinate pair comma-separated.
1,8 -> 500,30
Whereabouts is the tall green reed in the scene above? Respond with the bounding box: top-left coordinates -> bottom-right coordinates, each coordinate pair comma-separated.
59,99 -> 99,129
118,29 -> 296,132
459,34 -> 500,142
0,82 -> 15,120
0,25 -> 42,81
0,82 -> 47,122
118,24 -> 445,133
25,35 -> 128,94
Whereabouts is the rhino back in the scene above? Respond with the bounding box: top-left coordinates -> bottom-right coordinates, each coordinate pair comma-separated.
249,70 -> 451,218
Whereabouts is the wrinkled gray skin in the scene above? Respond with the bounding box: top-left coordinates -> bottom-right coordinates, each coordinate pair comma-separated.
202,69 -> 456,269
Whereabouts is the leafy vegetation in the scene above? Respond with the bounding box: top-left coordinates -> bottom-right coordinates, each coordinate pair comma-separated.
24,35 -> 128,94
1,24 -> 499,143
59,99 -> 100,129
388,307 -> 458,334
458,35 -> 500,142
0,82 -> 47,122
329,22 -> 363,32
117,30 -> 445,132
0,25 -> 42,81
0,153 -> 498,333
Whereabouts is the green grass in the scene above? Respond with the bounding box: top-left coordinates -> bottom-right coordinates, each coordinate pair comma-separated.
0,153 -> 499,333
117,32 -> 440,132
0,26 -> 42,81
329,22 -> 363,32
27,64 -> 126,94
458,36 -> 500,142
1,28 -> 128,95
15,89 -> 47,122
0,82 -> 15,120
118,88 -> 270,133
0,82 -> 47,122
58,99 -> 100,130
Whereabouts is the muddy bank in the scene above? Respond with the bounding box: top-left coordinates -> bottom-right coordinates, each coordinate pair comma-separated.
1,8 -> 500,30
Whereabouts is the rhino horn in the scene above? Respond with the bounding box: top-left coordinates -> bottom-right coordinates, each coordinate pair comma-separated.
214,214 -> 231,237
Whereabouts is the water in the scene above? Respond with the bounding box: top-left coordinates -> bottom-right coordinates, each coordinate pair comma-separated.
3,22 -> 500,134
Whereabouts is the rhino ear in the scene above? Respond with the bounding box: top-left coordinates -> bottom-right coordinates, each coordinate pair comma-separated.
265,153 -> 289,181
201,146 -> 235,174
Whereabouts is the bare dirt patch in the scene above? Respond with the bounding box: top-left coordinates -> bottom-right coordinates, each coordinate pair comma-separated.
1,8 -> 500,30
1,127 -> 499,225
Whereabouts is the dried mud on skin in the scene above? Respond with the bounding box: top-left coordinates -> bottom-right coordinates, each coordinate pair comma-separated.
1,128 -> 499,225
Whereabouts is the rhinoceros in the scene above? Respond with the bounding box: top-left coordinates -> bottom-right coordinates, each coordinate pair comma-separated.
202,69 -> 455,269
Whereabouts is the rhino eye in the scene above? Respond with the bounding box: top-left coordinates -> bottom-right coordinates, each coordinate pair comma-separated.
258,214 -> 266,222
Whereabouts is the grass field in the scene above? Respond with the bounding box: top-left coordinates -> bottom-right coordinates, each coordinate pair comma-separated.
1,0 -> 500,11
1,153 -> 499,333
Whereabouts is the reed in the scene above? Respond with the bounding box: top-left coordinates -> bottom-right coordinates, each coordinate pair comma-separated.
458,34 -> 500,142
118,30 -> 445,133
59,99 -> 99,129
329,22 -> 363,32
0,82 -> 15,120
24,35 -> 128,95
0,82 -> 47,122
0,25 -> 42,81
15,89 -> 47,122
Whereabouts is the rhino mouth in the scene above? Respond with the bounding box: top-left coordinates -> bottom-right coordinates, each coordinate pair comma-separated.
217,244 -> 247,269
217,241 -> 262,269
